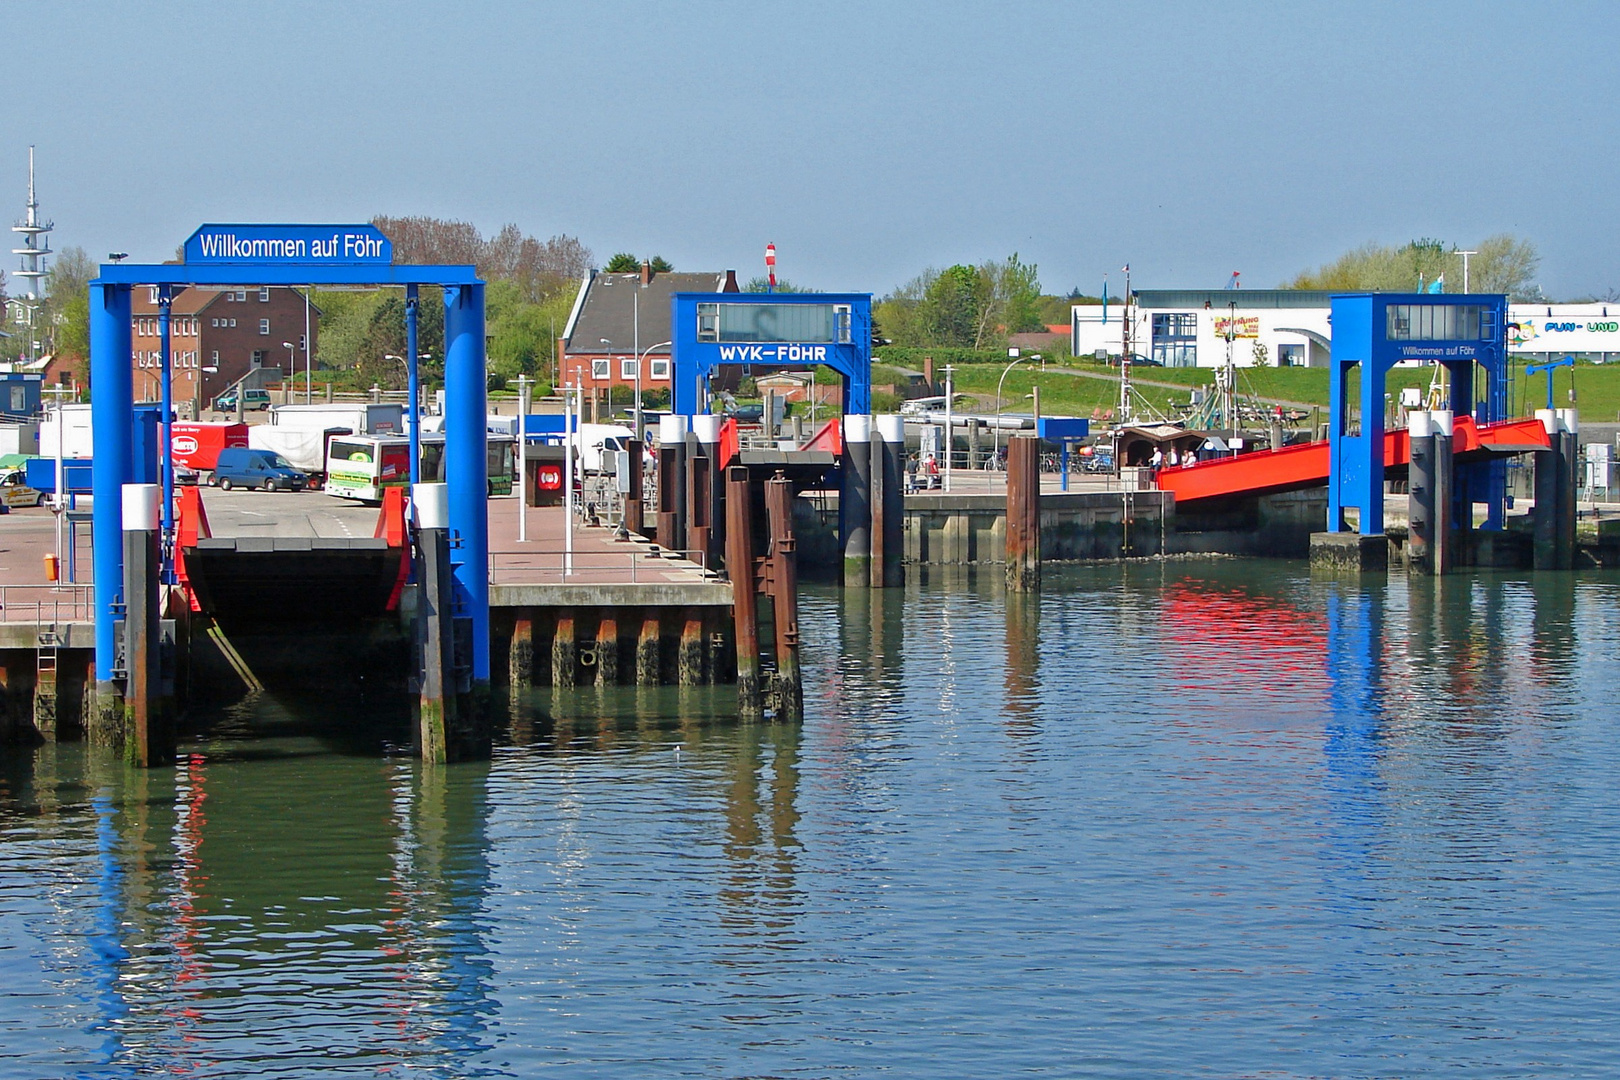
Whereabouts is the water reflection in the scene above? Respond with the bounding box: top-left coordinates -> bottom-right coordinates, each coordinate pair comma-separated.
4,564 -> 1619,1078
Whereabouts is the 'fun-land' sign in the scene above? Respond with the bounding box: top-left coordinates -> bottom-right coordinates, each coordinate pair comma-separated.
183,224 -> 392,265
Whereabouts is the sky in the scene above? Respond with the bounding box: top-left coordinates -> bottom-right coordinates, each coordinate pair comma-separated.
6,1 -> 1618,300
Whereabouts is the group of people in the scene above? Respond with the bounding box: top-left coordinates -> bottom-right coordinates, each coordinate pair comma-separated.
1148,445 -> 1196,471
906,452 -> 943,492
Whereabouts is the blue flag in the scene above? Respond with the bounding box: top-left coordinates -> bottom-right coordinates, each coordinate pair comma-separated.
1101,281 -> 1108,324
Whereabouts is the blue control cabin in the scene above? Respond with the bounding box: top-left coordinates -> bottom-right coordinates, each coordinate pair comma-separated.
670,292 -> 872,417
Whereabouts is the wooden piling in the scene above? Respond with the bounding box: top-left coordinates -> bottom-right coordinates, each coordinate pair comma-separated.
123,484 -> 171,767
596,615 -> 619,686
637,614 -> 662,685
1006,435 -> 1041,591
679,609 -> 704,685
765,473 -> 802,719
509,615 -> 535,689
725,465 -> 762,713
552,611 -> 577,688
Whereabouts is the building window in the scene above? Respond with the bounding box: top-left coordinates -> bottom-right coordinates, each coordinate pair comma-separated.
251,350 -> 266,367
210,351 -> 219,367
235,290 -> 247,302
649,357 -> 670,379
259,318 -> 271,335
621,358 -> 637,379
230,318 -> 237,327
591,358 -> 610,380
1151,313 -> 1198,367
834,304 -> 852,344
1278,343 -> 1305,368
1386,303 -> 1484,342
697,302 -> 719,342
259,287 -> 270,302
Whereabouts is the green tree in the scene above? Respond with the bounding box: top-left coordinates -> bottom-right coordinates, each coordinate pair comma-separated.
604,253 -> 673,274
1286,234 -> 1541,299
42,246 -> 96,361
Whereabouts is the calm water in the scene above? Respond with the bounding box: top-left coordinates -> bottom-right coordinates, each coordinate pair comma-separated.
4,561 -> 1620,1078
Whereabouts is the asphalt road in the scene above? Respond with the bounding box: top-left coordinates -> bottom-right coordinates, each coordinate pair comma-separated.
193,487 -> 384,538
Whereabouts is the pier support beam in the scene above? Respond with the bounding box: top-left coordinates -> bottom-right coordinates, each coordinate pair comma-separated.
1006,435 -> 1041,591
637,614 -> 661,685
1407,411 -> 1436,573
624,438 -> 646,537
691,414 -> 722,568
509,615 -> 535,689
657,414 -> 688,553
414,483 -> 456,763
552,610 -> 577,688
873,415 -> 905,588
765,473 -> 802,719
841,415 -> 872,587
122,484 -> 172,767
443,283 -> 490,689
1558,409 -> 1579,571
725,465 -> 762,715
596,616 -> 619,686
678,609 -> 704,686
1533,409 -> 1560,570
1432,410 -> 1454,575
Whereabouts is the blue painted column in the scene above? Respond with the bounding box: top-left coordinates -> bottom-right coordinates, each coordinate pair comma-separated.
443,282 -> 489,684
157,286 -> 175,580
406,284 -> 421,486
91,282 -> 135,679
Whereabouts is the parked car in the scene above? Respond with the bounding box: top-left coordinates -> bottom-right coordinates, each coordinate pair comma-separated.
211,447 -> 308,491
0,468 -> 46,508
727,403 -> 765,423
213,388 -> 273,412
175,464 -> 200,486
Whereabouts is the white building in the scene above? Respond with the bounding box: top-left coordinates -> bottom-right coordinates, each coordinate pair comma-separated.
1073,290 -> 1333,369
1075,291 -> 1620,368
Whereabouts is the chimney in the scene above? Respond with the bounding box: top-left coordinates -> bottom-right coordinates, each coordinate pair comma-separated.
923,355 -> 935,394
722,269 -> 740,293
641,260 -> 652,286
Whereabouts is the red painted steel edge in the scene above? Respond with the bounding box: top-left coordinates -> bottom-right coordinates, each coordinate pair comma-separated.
1157,416 -> 1550,505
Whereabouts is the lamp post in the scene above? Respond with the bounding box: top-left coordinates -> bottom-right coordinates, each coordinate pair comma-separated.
942,364 -> 955,493
515,374 -> 532,542
995,351 -> 1031,461
282,341 -> 295,403
44,385 -> 73,588
1452,248 -> 1478,292
638,339 -> 671,437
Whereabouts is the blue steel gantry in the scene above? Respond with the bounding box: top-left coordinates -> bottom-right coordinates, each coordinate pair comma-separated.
1327,293 -> 1509,536
89,224 -> 492,697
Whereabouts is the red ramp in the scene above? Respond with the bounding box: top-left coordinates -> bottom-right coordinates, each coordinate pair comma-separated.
1157,416 -> 1550,505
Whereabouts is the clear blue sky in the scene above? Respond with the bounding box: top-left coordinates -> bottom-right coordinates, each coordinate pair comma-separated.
7,1 -> 1616,299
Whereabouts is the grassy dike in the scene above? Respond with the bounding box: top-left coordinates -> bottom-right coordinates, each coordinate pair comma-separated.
874,360 -> 1620,426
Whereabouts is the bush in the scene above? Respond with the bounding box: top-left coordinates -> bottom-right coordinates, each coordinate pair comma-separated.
874,346 -> 1026,368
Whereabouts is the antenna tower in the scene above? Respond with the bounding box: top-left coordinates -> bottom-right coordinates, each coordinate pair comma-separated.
12,147 -> 53,361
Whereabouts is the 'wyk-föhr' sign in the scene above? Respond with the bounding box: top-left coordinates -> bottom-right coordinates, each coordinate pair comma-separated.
183,224 -> 393,265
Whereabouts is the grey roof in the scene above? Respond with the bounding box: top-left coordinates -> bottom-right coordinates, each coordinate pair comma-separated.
1135,289 -> 1334,309
566,271 -> 726,355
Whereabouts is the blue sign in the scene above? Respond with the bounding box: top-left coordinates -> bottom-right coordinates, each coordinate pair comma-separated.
183,223 -> 393,265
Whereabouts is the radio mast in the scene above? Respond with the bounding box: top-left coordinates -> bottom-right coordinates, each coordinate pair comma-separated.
12,147 -> 54,362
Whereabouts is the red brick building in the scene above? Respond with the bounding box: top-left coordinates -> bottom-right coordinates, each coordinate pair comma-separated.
129,285 -> 319,412
558,265 -> 737,393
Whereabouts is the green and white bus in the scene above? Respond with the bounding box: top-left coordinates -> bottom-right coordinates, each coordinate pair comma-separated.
324,433 -> 516,502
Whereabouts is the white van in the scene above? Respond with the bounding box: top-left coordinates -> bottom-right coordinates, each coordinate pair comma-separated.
570,424 -> 636,473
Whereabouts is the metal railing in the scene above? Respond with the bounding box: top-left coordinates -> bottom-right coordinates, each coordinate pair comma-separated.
488,545 -> 713,586
0,584 -> 95,625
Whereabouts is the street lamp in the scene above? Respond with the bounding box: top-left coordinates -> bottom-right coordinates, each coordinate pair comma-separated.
994,352 -> 1032,460
282,341 -> 295,400
638,340 -> 671,438
1452,247 -> 1478,292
